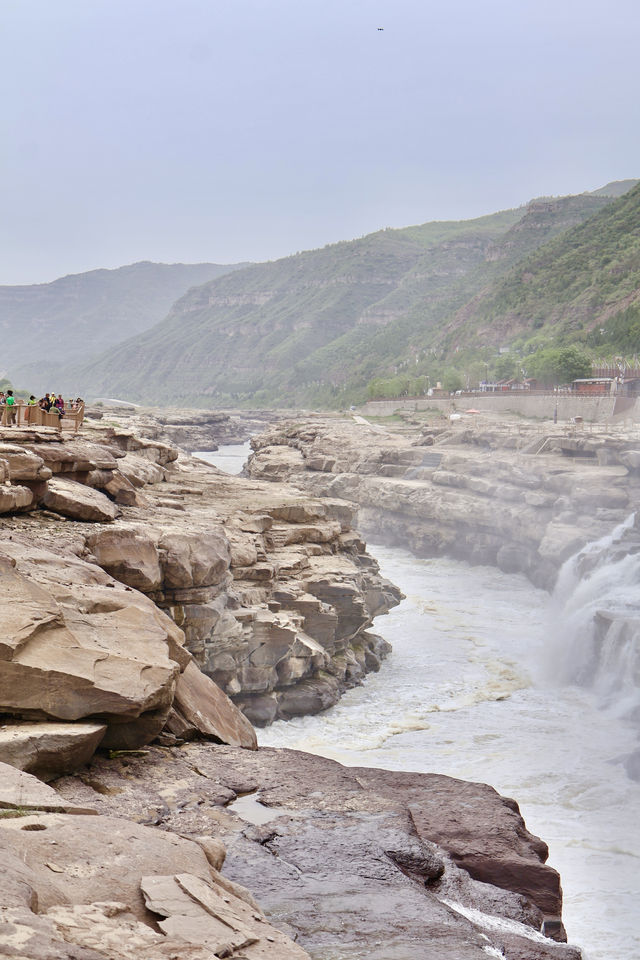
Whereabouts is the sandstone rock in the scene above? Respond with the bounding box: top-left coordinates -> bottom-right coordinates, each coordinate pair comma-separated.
118,452 -> 166,487
44,901 -> 219,960
0,811 -> 309,959
165,661 -> 257,749
28,440 -> 119,474
43,477 -> 118,522
275,673 -> 341,718
0,443 -> 52,480
618,449 -> 640,471
0,542 -> 184,749
86,526 -> 163,592
159,531 -> 230,590
0,483 -> 33,513
268,500 -> 327,523
102,469 -> 146,506
354,767 -> 564,934
143,872 -> 309,958
0,722 -> 107,782
248,444 -> 305,480
0,762 -> 97,814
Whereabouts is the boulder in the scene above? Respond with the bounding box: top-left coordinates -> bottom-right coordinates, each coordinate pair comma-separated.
0,722 -> 107,782
0,443 -> 52,481
117,452 -> 166,487
43,477 -> 118,522
0,543 -> 184,748
86,526 -> 163,592
158,531 -> 231,589
165,661 -> 257,750
0,483 -> 33,513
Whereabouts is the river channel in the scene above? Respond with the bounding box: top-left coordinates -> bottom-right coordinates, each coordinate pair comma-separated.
197,444 -> 640,960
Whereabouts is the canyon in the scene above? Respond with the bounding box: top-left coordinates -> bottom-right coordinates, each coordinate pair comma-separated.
1,405 -> 632,958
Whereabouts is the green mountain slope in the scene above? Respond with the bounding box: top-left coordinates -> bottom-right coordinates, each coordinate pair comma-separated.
445,181 -> 640,356
1,260 -> 246,385
61,192 -> 615,406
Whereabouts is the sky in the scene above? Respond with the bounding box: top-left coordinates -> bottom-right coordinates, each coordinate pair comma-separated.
1,0 -> 639,284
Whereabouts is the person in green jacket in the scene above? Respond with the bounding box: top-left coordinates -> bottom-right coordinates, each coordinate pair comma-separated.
5,390 -> 16,425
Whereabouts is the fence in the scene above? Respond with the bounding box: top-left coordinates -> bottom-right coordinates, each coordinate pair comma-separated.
1,402 -> 85,433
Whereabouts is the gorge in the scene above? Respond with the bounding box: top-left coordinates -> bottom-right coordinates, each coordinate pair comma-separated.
0,407 -> 638,958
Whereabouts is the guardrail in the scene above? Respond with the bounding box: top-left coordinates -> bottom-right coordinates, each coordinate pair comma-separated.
1,402 -> 84,433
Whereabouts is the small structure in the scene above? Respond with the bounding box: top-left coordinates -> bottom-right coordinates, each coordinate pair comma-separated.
571,378 -> 614,395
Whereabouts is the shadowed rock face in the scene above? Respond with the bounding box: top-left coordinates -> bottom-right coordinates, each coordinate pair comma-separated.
51,743 -> 580,959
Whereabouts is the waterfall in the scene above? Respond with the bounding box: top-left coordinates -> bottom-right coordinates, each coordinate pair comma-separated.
548,513 -> 640,716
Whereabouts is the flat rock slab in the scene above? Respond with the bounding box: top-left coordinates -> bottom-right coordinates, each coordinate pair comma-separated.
142,873 -> 308,958
43,477 -> 118,522
0,761 -> 97,814
0,812 -> 308,959
167,661 -> 257,750
0,722 -> 107,782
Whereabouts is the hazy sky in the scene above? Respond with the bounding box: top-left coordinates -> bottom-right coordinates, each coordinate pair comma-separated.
2,0 -> 639,284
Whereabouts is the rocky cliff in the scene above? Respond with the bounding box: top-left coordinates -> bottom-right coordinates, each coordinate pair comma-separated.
0,414 -> 583,958
246,413 -> 640,590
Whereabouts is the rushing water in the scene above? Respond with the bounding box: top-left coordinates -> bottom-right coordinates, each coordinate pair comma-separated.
205,444 -> 640,960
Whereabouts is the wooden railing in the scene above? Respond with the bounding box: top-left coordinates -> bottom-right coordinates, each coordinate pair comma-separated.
1,402 -> 85,433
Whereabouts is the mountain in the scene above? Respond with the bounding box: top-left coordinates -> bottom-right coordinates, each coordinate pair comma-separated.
588,179 -> 639,198
1,260 -> 247,387
442,180 -> 640,357
59,190 -> 619,407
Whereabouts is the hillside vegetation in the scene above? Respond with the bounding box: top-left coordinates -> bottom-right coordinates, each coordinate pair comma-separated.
452,181 -> 640,357
59,186 -> 634,406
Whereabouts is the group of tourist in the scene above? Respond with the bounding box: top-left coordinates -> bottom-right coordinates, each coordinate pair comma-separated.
0,391 -> 84,427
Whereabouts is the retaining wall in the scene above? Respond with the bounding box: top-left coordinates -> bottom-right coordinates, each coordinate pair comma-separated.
358,394 -> 640,422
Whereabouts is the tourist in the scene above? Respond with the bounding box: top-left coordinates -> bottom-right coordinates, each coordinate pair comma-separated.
54,394 -> 65,410
5,390 -> 17,425
25,394 -> 37,424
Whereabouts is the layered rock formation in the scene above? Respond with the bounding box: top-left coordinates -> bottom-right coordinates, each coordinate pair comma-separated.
246,414 -> 640,589
0,420 -> 400,735
0,413 -> 584,957
85,406 -> 281,452
0,763 -> 307,959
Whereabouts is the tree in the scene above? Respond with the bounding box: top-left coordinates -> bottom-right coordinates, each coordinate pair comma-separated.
492,354 -> 518,381
442,368 -> 464,393
526,346 -> 592,386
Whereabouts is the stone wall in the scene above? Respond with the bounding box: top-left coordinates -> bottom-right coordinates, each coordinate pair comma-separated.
359,394 -> 629,422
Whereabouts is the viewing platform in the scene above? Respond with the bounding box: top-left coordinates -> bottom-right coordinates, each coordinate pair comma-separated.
0,401 -> 84,433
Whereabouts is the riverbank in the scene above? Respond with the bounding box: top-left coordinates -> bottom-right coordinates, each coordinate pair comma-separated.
0,410 -> 598,957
